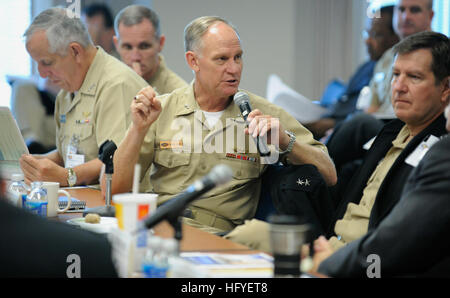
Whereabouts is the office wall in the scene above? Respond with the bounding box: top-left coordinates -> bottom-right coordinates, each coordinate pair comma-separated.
153,0 -> 297,98
294,0 -> 368,99
32,0 -> 368,100
154,0 -> 367,100
32,0 -> 139,20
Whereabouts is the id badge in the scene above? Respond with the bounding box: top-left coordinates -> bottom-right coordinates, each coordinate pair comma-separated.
405,135 -> 440,167
66,153 -> 85,168
67,135 -> 80,154
67,144 -> 77,155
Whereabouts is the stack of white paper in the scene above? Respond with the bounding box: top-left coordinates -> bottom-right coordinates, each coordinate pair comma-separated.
0,107 -> 28,179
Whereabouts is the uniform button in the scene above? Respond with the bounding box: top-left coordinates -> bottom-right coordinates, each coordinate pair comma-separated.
236,170 -> 241,176
168,160 -> 173,166
201,164 -> 207,170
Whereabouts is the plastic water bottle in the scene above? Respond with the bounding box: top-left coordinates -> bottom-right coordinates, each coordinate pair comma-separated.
163,238 -> 179,278
142,236 -> 170,278
141,236 -> 159,277
25,182 -> 48,217
133,230 -> 149,273
7,173 -> 29,208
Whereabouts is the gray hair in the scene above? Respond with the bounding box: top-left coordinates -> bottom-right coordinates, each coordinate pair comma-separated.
184,16 -> 240,53
114,5 -> 161,39
24,7 -> 92,56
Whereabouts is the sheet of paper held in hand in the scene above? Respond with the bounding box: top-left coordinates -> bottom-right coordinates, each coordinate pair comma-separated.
0,107 -> 29,161
266,74 -> 328,124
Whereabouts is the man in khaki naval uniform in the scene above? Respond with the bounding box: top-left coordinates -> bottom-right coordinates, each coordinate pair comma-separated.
114,5 -> 187,95
113,5 -> 188,192
19,8 -> 148,187
9,4 -> 119,155
106,16 -> 337,234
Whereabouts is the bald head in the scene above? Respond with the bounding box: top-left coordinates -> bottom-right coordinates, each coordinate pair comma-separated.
184,16 -> 240,53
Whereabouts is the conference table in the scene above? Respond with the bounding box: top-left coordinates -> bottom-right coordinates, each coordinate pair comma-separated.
55,187 -> 326,279
58,187 -> 254,253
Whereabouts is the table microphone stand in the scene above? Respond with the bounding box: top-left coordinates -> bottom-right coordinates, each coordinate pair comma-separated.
83,140 -> 117,218
167,213 -> 183,252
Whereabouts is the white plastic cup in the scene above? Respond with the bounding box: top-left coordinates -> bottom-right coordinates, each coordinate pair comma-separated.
113,193 -> 158,232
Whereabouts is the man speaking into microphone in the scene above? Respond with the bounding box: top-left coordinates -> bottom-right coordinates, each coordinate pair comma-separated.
104,16 -> 336,234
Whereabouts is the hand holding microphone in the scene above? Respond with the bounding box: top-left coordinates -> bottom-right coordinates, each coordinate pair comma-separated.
234,91 -> 282,157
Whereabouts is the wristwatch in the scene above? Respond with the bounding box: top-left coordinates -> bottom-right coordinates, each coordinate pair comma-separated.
67,168 -> 77,187
279,130 -> 296,155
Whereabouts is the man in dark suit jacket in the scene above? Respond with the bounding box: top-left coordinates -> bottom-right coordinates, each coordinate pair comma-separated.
315,113 -> 450,277
311,31 -> 450,276
326,31 -> 449,245
330,115 -> 447,235
0,181 -> 117,277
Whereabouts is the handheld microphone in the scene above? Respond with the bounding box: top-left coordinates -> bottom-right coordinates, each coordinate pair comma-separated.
139,164 -> 233,230
234,91 -> 271,156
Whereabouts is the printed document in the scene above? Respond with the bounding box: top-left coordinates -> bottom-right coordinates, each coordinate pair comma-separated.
0,107 -> 29,161
266,74 -> 328,124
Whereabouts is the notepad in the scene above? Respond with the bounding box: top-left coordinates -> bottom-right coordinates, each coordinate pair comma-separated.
58,196 -> 86,211
179,252 -> 274,278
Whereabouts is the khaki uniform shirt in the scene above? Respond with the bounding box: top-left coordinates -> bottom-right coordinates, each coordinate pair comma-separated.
139,55 -> 188,192
329,125 -> 411,250
134,82 -> 328,231
147,55 -> 188,95
55,47 -> 148,166
368,47 -> 395,116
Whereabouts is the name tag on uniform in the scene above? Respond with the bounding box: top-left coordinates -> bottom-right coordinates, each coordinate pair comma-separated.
405,135 -> 440,167
66,153 -> 85,168
160,140 -> 183,149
